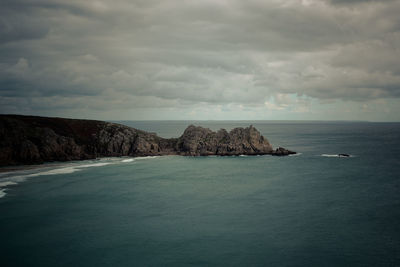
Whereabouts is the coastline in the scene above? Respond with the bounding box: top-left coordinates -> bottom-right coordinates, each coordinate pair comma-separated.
0,115 -> 295,167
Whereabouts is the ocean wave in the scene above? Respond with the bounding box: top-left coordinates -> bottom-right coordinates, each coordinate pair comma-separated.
77,163 -> 112,168
0,160 -> 113,198
321,154 -> 352,158
33,167 -> 79,176
134,156 -> 159,160
0,189 -> 6,198
0,181 -> 18,187
321,154 -> 339,157
13,163 -> 111,178
121,158 -> 135,163
289,153 -> 302,157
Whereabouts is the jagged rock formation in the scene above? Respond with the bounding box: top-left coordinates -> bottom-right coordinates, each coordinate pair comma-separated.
177,125 -> 274,156
0,115 -> 295,166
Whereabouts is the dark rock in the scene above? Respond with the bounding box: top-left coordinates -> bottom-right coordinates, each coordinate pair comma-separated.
0,115 -> 296,166
338,153 -> 350,157
176,125 -> 273,156
271,147 -> 297,156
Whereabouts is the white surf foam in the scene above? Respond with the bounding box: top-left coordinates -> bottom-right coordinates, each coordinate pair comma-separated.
134,156 -> 159,160
0,189 -> 6,198
0,160 -> 113,198
76,163 -> 111,168
121,158 -> 135,163
34,167 -> 79,176
0,181 -> 18,187
321,154 -> 352,158
289,153 -> 302,157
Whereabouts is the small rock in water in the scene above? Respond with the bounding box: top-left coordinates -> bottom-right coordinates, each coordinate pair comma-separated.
272,147 -> 296,156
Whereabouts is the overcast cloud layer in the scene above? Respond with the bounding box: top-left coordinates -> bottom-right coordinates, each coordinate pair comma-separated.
0,0 -> 399,121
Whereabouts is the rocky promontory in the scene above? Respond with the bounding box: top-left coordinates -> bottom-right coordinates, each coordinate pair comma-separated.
0,115 -> 295,166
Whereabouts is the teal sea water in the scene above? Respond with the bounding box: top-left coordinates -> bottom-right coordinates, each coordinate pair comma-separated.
1,121 -> 400,266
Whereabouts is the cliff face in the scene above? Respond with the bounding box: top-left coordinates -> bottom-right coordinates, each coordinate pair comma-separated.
0,115 -> 295,166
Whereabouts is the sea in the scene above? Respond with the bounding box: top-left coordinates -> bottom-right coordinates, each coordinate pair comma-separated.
0,121 -> 399,267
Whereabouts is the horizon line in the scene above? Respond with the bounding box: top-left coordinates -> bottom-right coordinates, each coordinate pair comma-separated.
1,114 -> 399,123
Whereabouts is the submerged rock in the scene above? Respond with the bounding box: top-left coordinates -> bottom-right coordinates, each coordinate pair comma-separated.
0,115 -> 296,166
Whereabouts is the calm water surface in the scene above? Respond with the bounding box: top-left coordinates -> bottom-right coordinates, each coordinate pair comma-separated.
1,121 -> 399,266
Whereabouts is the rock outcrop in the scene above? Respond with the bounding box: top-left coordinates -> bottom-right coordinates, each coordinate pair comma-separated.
0,115 -> 295,166
272,147 -> 297,156
176,125 -> 274,156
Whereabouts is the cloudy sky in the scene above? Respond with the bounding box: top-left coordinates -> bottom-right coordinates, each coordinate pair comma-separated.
0,0 -> 399,121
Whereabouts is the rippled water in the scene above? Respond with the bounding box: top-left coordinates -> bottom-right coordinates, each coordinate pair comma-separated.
0,121 -> 399,266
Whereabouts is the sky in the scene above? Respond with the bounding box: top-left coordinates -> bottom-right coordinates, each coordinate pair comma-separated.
0,0 -> 399,121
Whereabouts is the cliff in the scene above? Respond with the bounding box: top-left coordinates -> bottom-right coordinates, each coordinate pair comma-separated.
0,115 -> 295,166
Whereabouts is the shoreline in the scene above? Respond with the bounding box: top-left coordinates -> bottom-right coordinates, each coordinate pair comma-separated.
0,152 -> 294,173
0,115 -> 295,166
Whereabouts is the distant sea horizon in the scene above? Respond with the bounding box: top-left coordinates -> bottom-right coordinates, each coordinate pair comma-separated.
3,113 -> 400,123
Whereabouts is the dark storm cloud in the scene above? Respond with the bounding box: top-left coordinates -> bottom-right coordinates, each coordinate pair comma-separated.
0,0 -> 399,117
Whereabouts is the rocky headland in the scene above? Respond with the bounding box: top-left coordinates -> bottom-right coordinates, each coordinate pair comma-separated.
0,115 -> 295,166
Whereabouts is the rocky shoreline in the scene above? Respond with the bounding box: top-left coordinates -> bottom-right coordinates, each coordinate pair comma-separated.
0,115 -> 295,166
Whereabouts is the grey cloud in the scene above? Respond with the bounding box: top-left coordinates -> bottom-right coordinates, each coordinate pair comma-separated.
0,0 -> 399,118
328,0 -> 391,5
